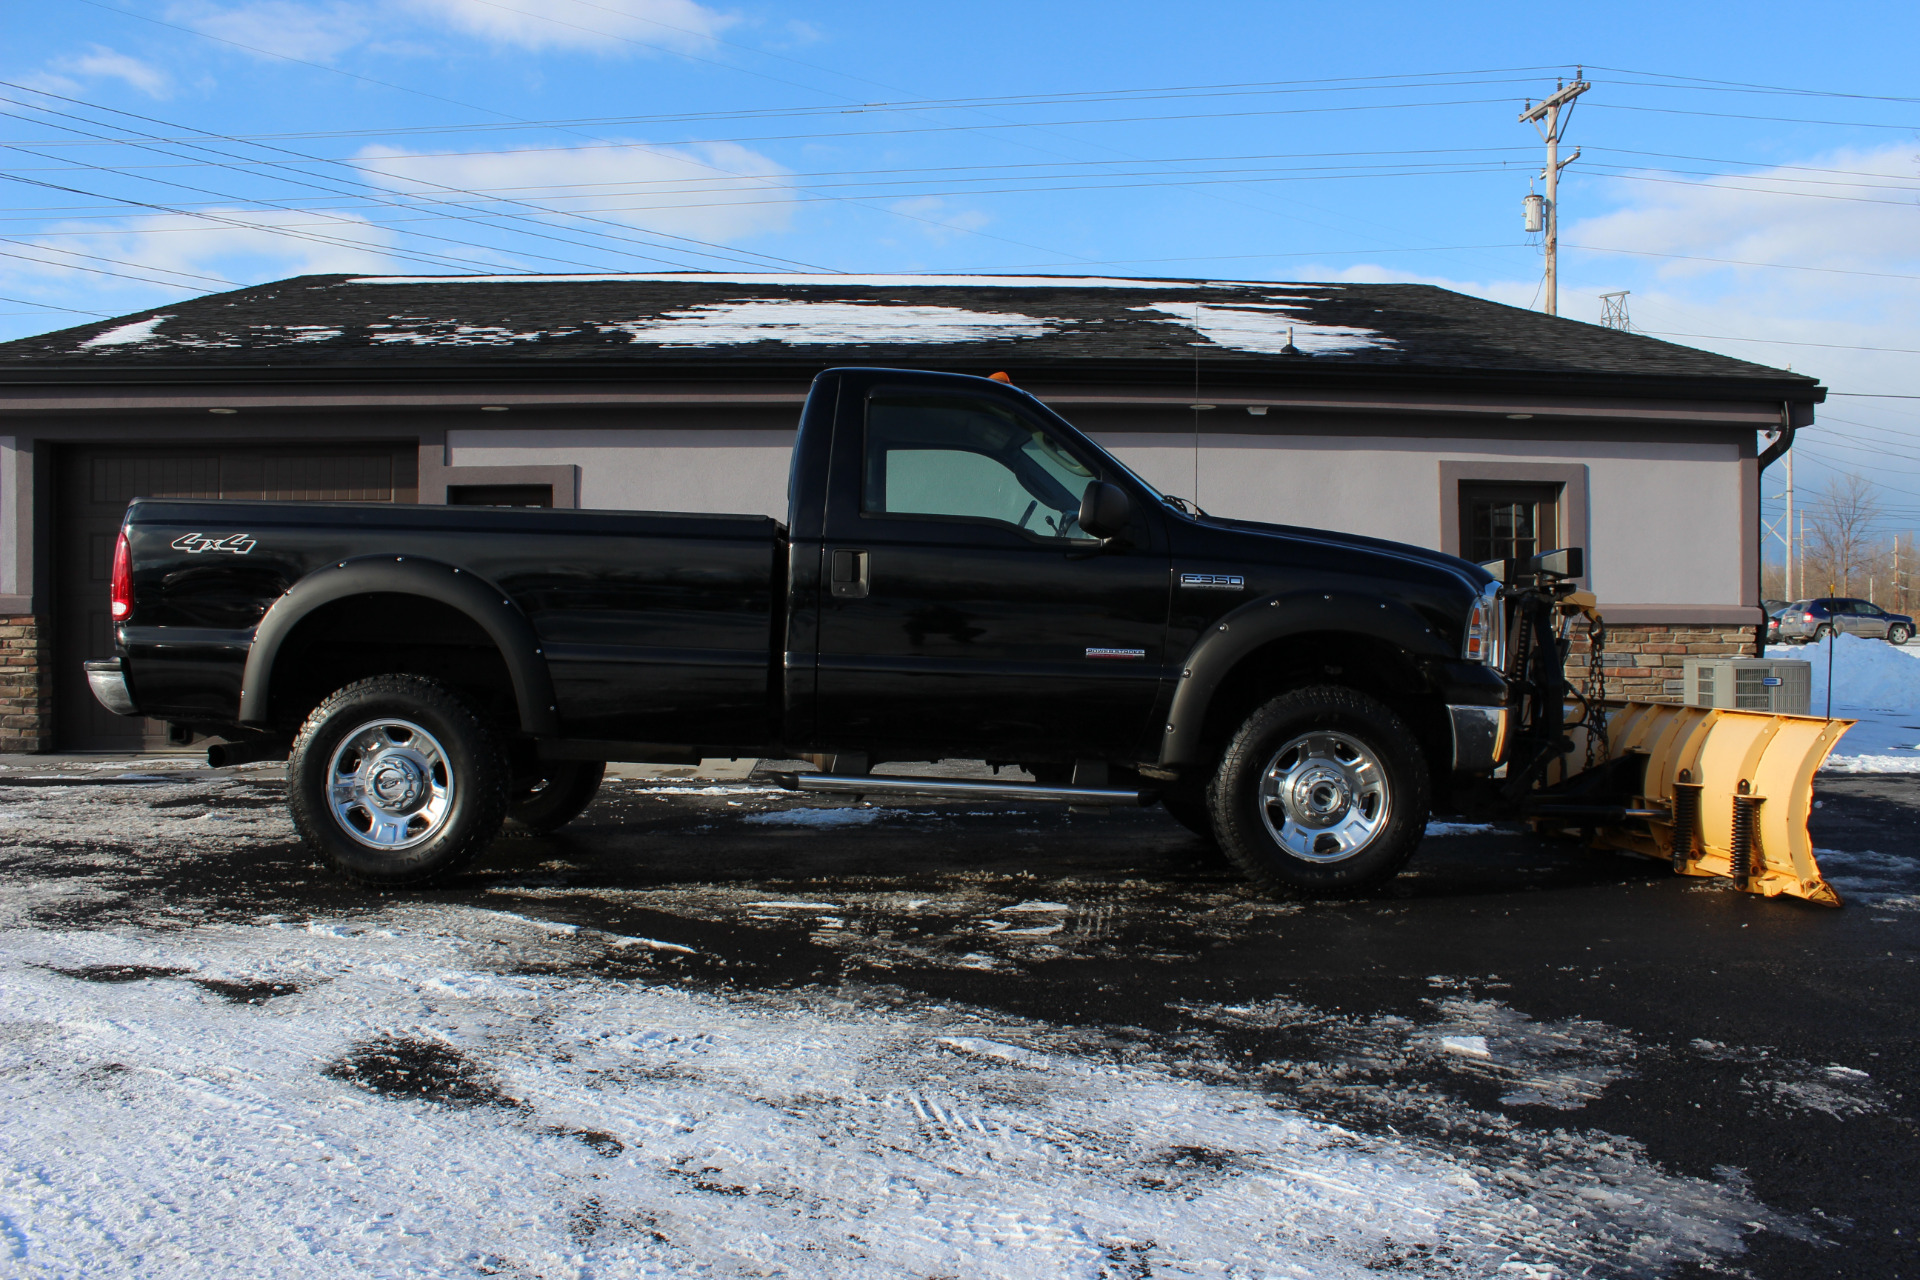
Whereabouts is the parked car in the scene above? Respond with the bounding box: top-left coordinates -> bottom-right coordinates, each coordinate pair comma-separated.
1761,598 -> 1788,615
1765,605 -> 1786,647
1776,597 -> 1914,645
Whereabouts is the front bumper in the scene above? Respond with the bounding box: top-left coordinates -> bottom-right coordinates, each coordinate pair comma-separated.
84,658 -> 139,717
1447,703 -> 1508,773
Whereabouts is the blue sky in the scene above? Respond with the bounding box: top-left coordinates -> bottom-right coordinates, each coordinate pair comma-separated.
4,0 -> 1918,545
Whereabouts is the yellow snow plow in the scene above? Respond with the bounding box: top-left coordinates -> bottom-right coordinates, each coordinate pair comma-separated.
1543,702 -> 1851,905
1481,552 -> 1852,906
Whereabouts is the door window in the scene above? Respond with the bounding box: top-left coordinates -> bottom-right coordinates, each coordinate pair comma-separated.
864,393 -> 1096,541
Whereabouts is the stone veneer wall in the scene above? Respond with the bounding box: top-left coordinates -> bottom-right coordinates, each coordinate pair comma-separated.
1563,622 -> 1760,704
0,615 -> 50,752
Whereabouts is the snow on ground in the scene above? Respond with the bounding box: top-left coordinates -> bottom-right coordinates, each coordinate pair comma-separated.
1765,635 -> 1920,770
0,905 -> 1796,1280
0,768 -> 1836,1278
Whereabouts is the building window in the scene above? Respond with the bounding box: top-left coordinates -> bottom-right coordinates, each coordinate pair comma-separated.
448,483 -> 552,508
1459,482 -> 1560,564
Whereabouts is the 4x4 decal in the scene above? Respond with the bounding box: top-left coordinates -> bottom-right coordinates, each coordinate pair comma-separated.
171,532 -> 257,555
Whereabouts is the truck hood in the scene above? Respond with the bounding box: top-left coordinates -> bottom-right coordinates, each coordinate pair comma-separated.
1192,512 -> 1495,593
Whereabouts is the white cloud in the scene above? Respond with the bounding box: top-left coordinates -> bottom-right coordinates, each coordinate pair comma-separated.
167,0 -> 736,63
1319,143 -> 1920,531
1569,146 -> 1919,286
168,0 -> 372,62
355,140 -> 796,242
3,209 -> 399,300
402,0 -> 735,53
48,45 -> 173,97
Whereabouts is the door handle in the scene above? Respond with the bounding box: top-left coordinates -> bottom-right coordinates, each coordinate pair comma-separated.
830,548 -> 870,599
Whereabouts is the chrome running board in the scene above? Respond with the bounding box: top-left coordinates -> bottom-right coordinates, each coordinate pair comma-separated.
772,772 -> 1153,807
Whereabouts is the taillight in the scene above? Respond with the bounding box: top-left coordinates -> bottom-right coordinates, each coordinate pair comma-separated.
1803,612 -> 1815,622
110,530 -> 132,621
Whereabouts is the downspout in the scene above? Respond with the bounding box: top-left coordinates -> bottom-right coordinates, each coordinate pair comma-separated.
1757,400 -> 1796,471
1755,402 -> 1798,656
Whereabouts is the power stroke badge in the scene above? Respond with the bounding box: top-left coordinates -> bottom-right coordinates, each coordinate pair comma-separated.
171,532 -> 257,555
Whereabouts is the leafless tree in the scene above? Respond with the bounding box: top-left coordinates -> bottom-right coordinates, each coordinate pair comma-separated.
1803,473 -> 1883,596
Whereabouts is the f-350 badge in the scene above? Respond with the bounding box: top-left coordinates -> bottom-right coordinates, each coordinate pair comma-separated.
171,532 -> 257,555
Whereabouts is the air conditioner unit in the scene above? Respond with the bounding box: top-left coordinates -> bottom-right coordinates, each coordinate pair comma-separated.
1682,658 -> 1811,715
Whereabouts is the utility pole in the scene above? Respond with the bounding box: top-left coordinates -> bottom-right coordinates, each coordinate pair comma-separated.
1520,72 -> 1591,317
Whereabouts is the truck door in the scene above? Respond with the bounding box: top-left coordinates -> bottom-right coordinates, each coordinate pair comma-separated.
813,383 -> 1169,759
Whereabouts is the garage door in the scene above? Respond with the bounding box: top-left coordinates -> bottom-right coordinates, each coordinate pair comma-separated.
56,443 -> 418,751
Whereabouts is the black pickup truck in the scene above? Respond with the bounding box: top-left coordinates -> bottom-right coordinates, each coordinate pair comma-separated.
89,366 -> 1516,895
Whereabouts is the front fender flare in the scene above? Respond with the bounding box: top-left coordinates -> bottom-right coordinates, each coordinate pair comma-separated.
1159,589 -> 1452,765
239,555 -> 560,735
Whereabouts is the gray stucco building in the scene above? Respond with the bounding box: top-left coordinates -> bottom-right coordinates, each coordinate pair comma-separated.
0,271 -> 1819,750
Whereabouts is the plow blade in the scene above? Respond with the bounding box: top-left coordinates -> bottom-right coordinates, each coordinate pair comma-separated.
1555,702 -> 1852,906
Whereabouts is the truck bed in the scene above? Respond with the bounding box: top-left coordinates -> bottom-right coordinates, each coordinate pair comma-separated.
121,499 -> 785,747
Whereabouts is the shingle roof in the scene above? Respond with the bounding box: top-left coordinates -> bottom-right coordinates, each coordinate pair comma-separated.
0,272 -> 1821,398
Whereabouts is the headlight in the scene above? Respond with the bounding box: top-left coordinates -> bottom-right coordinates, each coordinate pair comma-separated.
1464,582 -> 1505,669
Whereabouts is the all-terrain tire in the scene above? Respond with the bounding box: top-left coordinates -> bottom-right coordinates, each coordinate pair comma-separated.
287,675 -> 509,886
504,761 -> 606,834
1208,685 -> 1430,898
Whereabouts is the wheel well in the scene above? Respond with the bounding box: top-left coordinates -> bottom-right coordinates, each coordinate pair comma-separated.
264,593 -> 519,733
1191,631 -> 1453,785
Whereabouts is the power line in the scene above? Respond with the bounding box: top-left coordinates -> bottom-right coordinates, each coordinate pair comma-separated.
1589,101 -> 1920,131
1564,243 -> 1920,284
0,85 -> 834,273
0,243 -> 226,289
1638,330 -> 1920,356
0,293 -> 109,315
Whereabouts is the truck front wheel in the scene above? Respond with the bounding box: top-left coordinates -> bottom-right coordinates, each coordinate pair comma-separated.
287,675 -> 509,886
1209,686 -> 1430,897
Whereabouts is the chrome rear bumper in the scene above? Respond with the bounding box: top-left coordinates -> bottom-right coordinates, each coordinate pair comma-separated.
84,658 -> 139,717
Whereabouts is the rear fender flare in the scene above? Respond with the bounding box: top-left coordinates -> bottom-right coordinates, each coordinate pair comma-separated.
239,556 -> 559,735
1160,590 -> 1450,765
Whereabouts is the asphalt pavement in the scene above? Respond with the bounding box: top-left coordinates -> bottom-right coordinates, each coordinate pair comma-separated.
0,755 -> 1913,1278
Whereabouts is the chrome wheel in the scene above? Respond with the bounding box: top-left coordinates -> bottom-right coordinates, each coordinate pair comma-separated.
327,718 -> 455,850
1256,730 -> 1391,863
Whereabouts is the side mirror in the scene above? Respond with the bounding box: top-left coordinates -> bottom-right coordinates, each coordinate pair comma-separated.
1532,547 -> 1583,579
1078,481 -> 1132,541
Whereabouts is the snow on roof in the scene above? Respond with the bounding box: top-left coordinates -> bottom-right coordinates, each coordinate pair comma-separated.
601,300 -> 1062,347
1134,302 -> 1394,356
78,315 -> 172,348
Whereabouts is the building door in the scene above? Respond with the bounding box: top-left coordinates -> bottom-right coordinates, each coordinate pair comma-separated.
54,443 -> 417,751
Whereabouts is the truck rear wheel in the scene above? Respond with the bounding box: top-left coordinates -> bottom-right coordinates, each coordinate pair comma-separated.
1209,685 -> 1430,897
287,675 -> 509,886
505,761 -> 605,834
